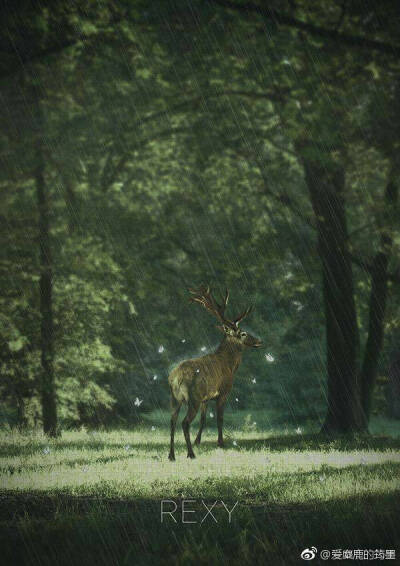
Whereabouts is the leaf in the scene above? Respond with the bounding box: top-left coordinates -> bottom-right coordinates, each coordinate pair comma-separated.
365,62 -> 380,80
8,337 -> 25,352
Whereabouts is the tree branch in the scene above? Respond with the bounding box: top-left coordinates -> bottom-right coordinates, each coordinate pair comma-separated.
334,2 -> 347,32
122,88 -> 286,138
212,0 -> 400,58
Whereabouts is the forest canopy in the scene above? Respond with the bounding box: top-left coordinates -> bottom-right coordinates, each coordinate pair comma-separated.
0,0 -> 399,434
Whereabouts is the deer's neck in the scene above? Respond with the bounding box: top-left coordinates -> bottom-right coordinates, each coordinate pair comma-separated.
216,337 -> 244,373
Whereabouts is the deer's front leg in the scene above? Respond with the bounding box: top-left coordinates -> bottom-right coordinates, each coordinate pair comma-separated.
194,402 -> 207,446
216,396 -> 226,448
168,395 -> 182,461
182,401 -> 200,459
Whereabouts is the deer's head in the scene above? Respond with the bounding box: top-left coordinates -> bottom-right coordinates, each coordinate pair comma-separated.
189,285 -> 262,348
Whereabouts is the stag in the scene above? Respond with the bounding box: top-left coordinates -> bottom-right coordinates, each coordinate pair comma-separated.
168,285 -> 262,460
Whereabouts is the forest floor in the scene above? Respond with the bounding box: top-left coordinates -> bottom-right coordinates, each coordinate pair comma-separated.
0,412 -> 399,565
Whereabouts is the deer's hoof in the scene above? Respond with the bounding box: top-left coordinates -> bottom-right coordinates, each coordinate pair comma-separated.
168,453 -> 176,462
187,452 -> 196,459
217,442 -> 225,448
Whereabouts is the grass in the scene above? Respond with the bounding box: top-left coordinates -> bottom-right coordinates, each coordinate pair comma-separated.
1,411 -> 400,565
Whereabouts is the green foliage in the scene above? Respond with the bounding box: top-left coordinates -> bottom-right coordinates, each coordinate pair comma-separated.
0,1 -> 399,429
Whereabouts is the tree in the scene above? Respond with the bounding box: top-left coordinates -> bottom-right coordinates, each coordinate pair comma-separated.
34,90 -> 58,436
1,1 -> 398,433
191,0 -> 400,432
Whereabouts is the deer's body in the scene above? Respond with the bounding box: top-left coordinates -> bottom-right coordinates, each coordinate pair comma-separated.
169,338 -> 243,405
168,286 -> 261,461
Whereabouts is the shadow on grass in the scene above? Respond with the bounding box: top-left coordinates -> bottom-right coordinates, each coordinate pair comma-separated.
2,461 -> 400,515
1,433 -> 400,460
0,452 -> 157,475
0,441 -> 137,458
186,433 -> 400,454
1,489 -> 399,566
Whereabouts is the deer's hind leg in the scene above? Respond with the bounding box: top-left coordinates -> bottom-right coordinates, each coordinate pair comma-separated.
169,395 -> 182,461
216,395 -> 227,448
194,402 -> 207,446
182,400 -> 200,459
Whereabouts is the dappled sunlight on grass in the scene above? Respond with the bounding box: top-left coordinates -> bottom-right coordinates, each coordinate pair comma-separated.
1,426 -> 399,504
1,419 -> 399,566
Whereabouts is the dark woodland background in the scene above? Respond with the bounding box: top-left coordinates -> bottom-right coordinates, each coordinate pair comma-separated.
1,0 -> 399,434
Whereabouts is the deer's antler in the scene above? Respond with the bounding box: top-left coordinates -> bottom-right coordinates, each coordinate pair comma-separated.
189,285 -> 253,328
189,285 -> 233,326
233,305 -> 253,326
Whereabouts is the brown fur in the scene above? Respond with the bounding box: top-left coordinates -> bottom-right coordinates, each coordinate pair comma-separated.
168,327 -> 261,461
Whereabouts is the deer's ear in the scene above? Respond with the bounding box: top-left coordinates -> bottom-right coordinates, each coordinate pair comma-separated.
216,325 -> 233,335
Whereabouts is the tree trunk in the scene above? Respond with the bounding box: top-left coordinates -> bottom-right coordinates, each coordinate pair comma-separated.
303,159 -> 363,433
16,392 -> 27,429
35,126 -> 58,437
387,353 -> 400,419
361,178 -> 398,426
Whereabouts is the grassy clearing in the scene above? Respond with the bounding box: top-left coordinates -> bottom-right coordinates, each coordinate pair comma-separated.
1,412 -> 400,565
1,430 -> 400,502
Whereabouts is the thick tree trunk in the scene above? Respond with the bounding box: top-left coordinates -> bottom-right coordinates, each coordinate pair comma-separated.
16,392 -> 27,429
387,353 -> 400,419
361,178 -> 398,426
35,135 -> 57,436
303,159 -> 363,433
